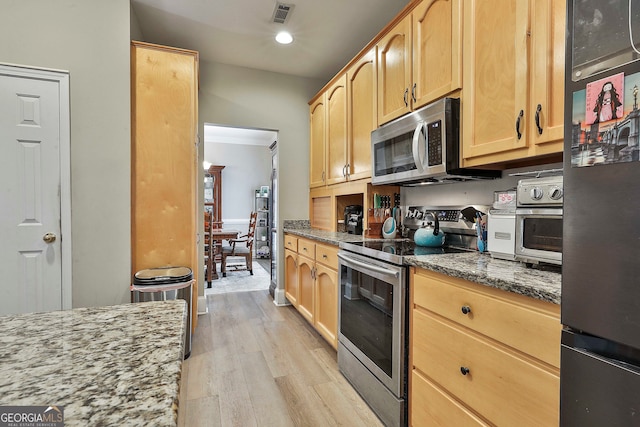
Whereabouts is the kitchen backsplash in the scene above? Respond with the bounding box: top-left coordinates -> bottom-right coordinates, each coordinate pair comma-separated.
402,162 -> 563,207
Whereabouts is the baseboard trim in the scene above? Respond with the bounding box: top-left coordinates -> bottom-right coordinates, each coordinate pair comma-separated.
273,287 -> 290,306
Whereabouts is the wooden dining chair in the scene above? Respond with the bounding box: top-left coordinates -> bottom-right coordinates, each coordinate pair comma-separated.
204,211 -> 214,284
221,212 -> 257,277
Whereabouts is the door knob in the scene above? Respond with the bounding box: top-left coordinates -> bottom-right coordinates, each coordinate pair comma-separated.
43,233 -> 56,243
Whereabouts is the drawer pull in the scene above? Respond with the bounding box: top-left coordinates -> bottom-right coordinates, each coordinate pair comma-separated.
322,254 -> 328,259
460,366 -> 470,376
461,305 -> 472,315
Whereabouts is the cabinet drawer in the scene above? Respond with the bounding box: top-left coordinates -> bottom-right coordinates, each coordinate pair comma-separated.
413,310 -> 559,427
284,234 -> 298,252
411,370 -> 489,427
298,238 -> 316,259
412,269 -> 560,368
315,243 -> 338,268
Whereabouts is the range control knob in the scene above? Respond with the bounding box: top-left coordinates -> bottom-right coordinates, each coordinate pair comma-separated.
549,186 -> 563,200
530,187 -> 544,200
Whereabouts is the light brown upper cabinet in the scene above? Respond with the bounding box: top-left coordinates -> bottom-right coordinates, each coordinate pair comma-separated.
377,0 -> 462,125
346,48 -> 377,183
309,97 -> 326,188
325,75 -> 348,185
312,52 -> 376,188
461,0 -> 565,167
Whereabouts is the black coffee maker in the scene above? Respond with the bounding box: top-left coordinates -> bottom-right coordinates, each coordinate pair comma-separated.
344,205 -> 363,235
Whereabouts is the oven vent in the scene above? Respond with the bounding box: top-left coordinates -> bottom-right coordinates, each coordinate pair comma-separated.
272,3 -> 294,24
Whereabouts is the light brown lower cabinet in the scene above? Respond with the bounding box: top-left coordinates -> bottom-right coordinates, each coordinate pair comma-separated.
314,263 -> 338,346
284,248 -> 298,307
410,267 -> 561,426
297,253 -> 315,324
283,234 -> 339,349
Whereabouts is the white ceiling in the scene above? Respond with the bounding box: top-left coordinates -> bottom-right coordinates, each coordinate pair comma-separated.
132,0 -> 409,146
130,0 -> 410,82
204,124 -> 277,146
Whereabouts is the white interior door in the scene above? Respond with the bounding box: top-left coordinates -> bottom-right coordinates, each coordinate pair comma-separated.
0,65 -> 70,315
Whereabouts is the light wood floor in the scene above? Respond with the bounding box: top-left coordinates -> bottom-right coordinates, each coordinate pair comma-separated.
177,289 -> 385,427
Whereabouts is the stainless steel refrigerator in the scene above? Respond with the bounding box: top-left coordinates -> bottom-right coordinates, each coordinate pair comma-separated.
562,1 -> 640,424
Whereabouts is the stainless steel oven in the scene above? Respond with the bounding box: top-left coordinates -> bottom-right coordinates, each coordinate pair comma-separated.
337,245 -> 408,427
337,206 -> 489,427
515,175 -> 563,266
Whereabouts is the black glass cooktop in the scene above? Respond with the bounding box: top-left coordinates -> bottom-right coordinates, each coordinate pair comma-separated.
341,239 -> 468,264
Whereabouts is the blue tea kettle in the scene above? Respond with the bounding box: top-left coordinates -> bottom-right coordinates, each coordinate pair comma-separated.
414,212 -> 446,247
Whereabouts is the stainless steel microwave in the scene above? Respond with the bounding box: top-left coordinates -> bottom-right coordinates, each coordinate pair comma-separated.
371,98 -> 500,185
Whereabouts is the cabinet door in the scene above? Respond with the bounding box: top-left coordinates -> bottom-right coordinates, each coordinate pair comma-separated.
411,370 -> 489,427
528,0 -> 564,151
325,75 -> 348,185
413,310 -> 559,426
284,249 -> 298,307
462,0 -> 530,164
412,0 -> 462,109
377,15 -> 412,125
314,263 -> 338,349
309,97 -> 326,188
346,49 -> 376,182
297,254 -> 315,324
131,42 -> 199,330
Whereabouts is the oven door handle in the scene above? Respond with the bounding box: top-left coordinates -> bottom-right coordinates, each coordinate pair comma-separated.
337,252 -> 400,278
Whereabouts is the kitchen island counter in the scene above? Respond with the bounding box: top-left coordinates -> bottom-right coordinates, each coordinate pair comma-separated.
284,226 -> 561,305
0,300 -> 186,426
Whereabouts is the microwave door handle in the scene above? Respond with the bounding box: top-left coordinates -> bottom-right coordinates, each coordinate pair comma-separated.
412,122 -> 425,172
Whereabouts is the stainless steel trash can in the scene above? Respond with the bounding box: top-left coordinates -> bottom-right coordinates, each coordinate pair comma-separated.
131,280 -> 193,359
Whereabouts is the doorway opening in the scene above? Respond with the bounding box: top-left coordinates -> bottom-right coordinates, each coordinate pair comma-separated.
203,124 -> 278,296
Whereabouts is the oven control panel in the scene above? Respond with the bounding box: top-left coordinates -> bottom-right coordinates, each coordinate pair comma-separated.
517,176 -> 563,206
405,208 -> 460,222
403,205 -> 491,233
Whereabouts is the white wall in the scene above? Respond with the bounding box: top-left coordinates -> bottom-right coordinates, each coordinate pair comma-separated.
197,60 -> 324,296
402,163 -> 564,207
205,142 -> 272,225
1,0 -> 132,307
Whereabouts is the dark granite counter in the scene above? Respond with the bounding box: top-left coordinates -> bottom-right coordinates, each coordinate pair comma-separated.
404,253 -> 561,304
0,300 -> 187,426
283,227 -> 371,246
283,225 -> 561,305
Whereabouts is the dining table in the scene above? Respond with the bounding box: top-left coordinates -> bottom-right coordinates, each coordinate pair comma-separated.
209,228 -> 240,281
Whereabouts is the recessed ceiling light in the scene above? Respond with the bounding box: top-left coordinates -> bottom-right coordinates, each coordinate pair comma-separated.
275,31 -> 293,44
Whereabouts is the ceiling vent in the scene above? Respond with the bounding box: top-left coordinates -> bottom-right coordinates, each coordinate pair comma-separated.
272,3 -> 294,24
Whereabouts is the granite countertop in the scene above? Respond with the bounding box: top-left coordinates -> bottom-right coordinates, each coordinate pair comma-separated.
284,227 -> 372,246
0,300 -> 187,426
403,253 -> 561,304
283,226 -> 561,305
